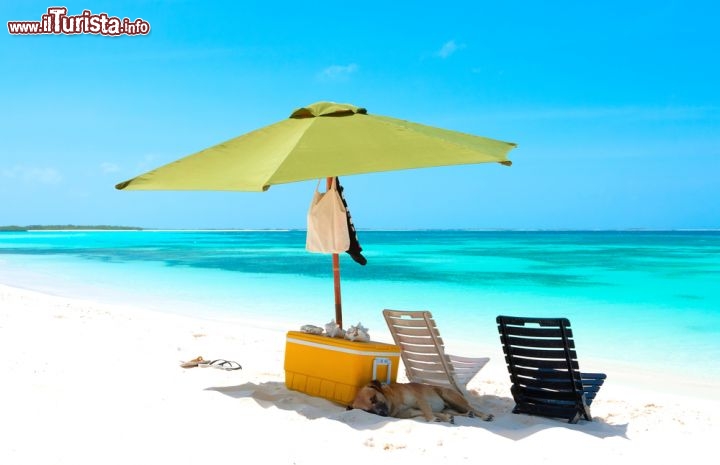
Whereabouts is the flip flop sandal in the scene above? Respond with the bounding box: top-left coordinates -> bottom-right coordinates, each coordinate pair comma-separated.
180,356 -> 205,368
202,359 -> 242,371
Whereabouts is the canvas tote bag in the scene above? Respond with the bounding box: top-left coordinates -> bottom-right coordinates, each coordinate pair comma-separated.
306,178 -> 351,253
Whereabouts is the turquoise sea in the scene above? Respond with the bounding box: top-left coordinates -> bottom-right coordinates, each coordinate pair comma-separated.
1,230 -> 719,384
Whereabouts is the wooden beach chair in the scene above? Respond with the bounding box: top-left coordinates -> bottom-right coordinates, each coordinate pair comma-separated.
382,309 -> 489,394
496,315 -> 607,423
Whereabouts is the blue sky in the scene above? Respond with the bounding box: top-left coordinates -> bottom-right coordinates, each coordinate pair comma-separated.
2,1 -> 718,229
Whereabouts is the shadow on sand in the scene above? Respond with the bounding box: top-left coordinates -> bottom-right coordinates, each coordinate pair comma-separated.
206,381 -> 629,440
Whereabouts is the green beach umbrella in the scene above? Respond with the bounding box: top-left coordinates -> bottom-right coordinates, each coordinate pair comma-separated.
116,101 -> 517,327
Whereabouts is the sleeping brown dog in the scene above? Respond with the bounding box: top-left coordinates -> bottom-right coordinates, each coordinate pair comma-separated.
348,380 -> 493,423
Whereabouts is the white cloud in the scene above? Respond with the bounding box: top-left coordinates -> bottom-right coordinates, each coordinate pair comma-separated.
436,40 -> 464,58
318,63 -> 358,81
2,165 -> 62,184
100,162 -> 120,174
131,153 -> 164,172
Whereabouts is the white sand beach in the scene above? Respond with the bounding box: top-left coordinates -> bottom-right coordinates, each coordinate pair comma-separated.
1,282 -> 718,465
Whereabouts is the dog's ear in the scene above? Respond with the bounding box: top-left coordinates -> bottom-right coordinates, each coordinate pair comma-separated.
370,379 -> 383,391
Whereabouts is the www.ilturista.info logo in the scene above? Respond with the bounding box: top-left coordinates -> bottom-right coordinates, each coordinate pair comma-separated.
7,7 -> 150,36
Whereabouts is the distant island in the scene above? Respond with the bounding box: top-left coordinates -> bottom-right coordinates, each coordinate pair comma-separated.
0,225 -> 143,231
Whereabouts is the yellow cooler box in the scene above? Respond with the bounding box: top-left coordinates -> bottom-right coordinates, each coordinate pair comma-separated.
284,330 -> 400,405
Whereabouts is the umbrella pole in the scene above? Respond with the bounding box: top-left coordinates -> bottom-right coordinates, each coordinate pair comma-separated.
332,252 -> 342,329
327,177 -> 343,329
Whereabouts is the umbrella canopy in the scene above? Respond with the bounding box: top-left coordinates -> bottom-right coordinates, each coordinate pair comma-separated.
115,101 -> 516,192
116,101 -> 517,328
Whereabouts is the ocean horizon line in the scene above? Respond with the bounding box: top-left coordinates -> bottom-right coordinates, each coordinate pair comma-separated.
12,227 -> 720,233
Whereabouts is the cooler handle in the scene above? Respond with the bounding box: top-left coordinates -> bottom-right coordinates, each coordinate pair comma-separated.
372,357 -> 392,385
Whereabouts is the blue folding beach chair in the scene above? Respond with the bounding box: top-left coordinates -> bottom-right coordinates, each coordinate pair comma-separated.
496,315 -> 606,423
